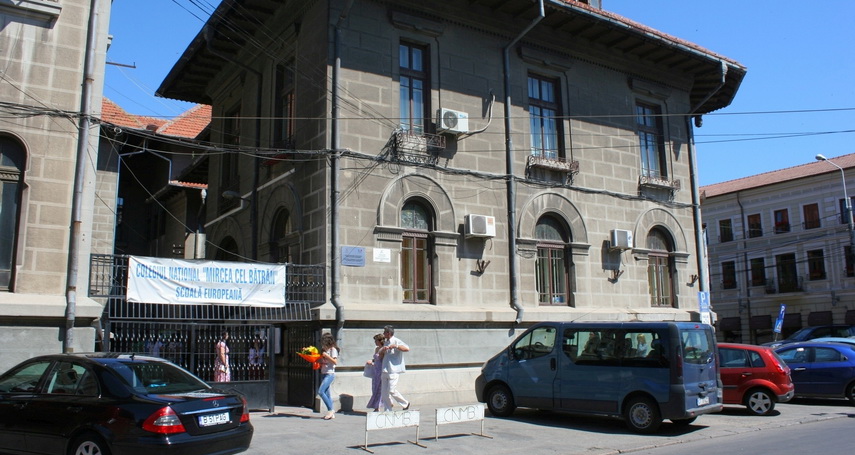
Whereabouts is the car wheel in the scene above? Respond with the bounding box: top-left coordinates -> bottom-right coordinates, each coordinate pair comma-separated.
846,381 -> 855,406
486,384 -> 516,417
624,396 -> 662,434
744,388 -> 775,416
69,433 -> 111,455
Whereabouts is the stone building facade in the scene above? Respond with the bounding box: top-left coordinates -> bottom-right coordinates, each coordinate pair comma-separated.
702,154 -> 855,345
0,0 -> 113,371
155,0 -> 745,406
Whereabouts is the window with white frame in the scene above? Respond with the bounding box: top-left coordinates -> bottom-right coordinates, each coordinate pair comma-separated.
399,42 -> 429,134
636,102 -> 666,180
528,74 -> 562,159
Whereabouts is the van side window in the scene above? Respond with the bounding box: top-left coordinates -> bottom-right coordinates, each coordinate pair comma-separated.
624,330 -> 669,367
512,326 -> 556,360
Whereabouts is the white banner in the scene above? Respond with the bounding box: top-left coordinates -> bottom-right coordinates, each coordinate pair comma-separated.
126,256 -> 287,307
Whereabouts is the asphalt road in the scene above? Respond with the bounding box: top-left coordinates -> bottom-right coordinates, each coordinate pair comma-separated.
245,398 -> 855,454
629,417 -> 855,455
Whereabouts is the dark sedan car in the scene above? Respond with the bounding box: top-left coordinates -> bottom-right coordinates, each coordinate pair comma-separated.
0,353 -> 252,455
775,342 -> 855,405
764,325 -> 855,348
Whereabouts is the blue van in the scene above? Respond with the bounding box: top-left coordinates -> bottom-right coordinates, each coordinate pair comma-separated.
475,321 -> 722,433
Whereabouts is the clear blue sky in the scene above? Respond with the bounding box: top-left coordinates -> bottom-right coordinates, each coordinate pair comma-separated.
106,1 -> 855,187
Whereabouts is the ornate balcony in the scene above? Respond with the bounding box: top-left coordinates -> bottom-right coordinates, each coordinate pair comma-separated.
392,130 -> 446,165
639,175 -> 681,191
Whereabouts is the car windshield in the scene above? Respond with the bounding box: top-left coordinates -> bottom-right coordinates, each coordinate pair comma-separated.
785,328 -> 812,341
106,360 -> 210,394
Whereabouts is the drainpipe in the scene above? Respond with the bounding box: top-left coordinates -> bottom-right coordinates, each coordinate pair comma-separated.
686,60 -> 727,317
65,0 -> 102,353
330,0 -> 355,341
202,27 -> 261,261
503,0 -> 544,324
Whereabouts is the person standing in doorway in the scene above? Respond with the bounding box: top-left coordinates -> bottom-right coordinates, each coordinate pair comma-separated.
318,333 -> 339,420
381,325 -> 410,411
214,331 -> 230,382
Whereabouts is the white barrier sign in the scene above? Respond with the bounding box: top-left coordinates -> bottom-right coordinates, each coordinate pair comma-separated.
434,403 -> 491,441
126,256 -> 287,307
366,410 -> 420,430
436,404 -> 484,424
363,410 -> 424,453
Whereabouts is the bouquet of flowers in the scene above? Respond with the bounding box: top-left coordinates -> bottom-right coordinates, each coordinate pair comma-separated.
297,346 -> 321,369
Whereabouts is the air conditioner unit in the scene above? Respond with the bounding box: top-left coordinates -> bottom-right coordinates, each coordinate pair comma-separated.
610,229 -> 633,250
437,108 -> 469,134
465,214 -> 496,238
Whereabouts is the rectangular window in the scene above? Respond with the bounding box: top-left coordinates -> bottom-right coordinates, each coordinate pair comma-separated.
803,203 -> 820,229
747,214 -> 762,238
719,219 -> 733,242
774,209 -> 790,234
528,74 -> 562,159
750,258 -> 766,287
273,62 -> 295,148
776,253 -> 799,292
636,102 -> 666,180
847,246 -> 854,278
721,261 -> 737,290
536,245 -> 568,305
647,254 -> 672,307
399,42 -> 429,134
402,233 -> 430,303
807,249 -> 826,281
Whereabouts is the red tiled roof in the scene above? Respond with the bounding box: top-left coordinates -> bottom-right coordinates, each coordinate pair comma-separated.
101,98 -> 146,130
100,98 -> 210,139
159,104 -> 212,138
700,153 -> 855,198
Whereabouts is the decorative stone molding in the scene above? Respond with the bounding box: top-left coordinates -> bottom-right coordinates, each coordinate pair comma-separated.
390,11 -> 445,37
0,0 -> 62,24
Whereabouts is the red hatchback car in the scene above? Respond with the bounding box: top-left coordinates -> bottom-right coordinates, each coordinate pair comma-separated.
718,342 -> 795,415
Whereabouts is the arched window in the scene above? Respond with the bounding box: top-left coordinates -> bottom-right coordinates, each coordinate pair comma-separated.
535,214 -> 573,306
270,208 -> 292,263
647,228 -> 675,307
215,236 -> 240,262
401,200 -> 432,304
0,136 -> 25,290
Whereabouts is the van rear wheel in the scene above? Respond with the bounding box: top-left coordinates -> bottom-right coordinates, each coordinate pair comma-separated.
624,397 -> 661,433
486,384 -> 516,417
744,388 -> 775,415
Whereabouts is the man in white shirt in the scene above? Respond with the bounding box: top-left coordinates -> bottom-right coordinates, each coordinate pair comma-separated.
380,325 -> 411,411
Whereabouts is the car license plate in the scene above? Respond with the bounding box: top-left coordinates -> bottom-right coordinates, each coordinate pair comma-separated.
697,396 -> 710,406
198,411 -> 230,427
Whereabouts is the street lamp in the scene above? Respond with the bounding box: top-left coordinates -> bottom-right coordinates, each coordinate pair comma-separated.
815,154 -> 855,255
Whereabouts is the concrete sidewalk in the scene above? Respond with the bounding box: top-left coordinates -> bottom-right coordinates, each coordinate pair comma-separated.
244,399 -> 854,455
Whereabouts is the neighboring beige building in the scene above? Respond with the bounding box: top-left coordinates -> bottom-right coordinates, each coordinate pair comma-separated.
702,154 -> 855,344
0,0 -> 113,371
148,0 -> 745,406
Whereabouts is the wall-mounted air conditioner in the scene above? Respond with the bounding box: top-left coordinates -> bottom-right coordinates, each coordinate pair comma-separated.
437,108 -> 469,134
610,229 -> 633,250
465,214 -> 496,238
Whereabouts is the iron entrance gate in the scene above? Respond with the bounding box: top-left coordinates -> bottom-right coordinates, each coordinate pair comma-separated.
90,254 -> 324,411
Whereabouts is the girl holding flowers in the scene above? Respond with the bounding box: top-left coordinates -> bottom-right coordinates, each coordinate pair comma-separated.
318,333 -> 339,420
